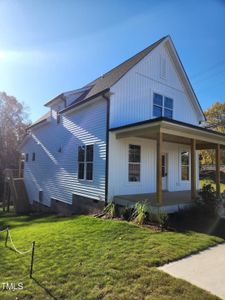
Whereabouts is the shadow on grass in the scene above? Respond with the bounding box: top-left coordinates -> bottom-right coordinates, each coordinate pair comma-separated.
170,212 -> 225,239
32,277 -> 58,300
0,213 -> 80,230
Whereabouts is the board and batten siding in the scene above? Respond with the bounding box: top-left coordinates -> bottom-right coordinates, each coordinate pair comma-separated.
21,98 -> 107,206
108,133 -> 199,199
109,43 -> 200,129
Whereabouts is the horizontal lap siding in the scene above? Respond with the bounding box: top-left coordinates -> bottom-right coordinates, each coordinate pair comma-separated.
22,99 -> 107,206
110,43 -> 199,129
108,133 -> 199,198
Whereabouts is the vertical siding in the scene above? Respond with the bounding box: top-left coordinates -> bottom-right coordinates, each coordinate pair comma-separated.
108,133 -> 199,198
110,43 -> 200,128
21,98 -> 107,206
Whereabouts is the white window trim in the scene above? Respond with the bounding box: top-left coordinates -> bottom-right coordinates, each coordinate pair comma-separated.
78,144 -> 94,182
128,144 -> 141,183
152,91 -> 174,119
180,148 -> 190,182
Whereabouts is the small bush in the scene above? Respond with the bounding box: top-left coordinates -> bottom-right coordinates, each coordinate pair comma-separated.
199,184 -> 220,216
120,207 -> 135,221
132,202 -> 150,225
103,202 -> 116,218
155,209 -> 169,231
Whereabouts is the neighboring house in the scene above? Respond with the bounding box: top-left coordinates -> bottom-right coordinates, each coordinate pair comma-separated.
19,36 -> 225,214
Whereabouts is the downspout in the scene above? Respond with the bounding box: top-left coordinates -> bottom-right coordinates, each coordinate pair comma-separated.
102,93 -> 110,206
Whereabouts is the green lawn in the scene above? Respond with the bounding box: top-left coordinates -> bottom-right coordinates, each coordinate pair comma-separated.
0,214 -> 223,300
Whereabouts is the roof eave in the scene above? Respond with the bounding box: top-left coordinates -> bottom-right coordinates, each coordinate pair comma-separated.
165,36 -> 206,122
44,93 -> 65,107
59,88 -> 110,114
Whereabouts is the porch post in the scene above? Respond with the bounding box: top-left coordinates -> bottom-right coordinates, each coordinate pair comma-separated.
216,144 -> 221,198
18,155 -> 22,178
191,139 -> 197,200
156,130 -> 162,204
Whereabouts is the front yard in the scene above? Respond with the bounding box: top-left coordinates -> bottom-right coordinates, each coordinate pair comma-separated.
0,214 -> 223,299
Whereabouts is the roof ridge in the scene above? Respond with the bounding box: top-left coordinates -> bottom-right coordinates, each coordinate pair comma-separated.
86,35 -> 168,87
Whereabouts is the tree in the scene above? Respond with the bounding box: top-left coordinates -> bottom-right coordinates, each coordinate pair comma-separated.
201,101 -> 225,165
0,92 -> 29,197
204,102 -> 225,133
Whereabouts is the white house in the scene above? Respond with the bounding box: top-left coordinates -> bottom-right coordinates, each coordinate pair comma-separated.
19,36 -> 225,214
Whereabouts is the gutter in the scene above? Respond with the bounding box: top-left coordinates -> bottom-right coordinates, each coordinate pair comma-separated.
27,118 -> 48,130
102,93 -> 110,206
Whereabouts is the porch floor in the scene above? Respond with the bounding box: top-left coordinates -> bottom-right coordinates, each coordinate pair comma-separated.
114,190 -> 196,212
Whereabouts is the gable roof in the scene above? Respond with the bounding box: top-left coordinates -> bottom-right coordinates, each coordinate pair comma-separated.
28,111 -> 50,129
82,36 -> 168,99
60,36 -> 167,113
31,35 -> 205,127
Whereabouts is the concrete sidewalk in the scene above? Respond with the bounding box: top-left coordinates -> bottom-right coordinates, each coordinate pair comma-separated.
159,243 -> 225,299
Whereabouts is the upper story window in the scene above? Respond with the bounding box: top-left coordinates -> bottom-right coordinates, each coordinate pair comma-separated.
57,112 -> 61,124
128,144 -> 141,182
153,93 -> 173,119
78,145 -> 94,181
25,153 -> 29,162
32,152 -> 36,161
181,151 -> 189,181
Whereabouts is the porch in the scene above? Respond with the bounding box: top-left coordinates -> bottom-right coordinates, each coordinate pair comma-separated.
110,117 -> 225,208
114,191 -> 194,213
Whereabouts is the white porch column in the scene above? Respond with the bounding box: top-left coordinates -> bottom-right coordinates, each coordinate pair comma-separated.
216,144 -> 221,198
191,139 -> 197,200
156,131 -> 162,204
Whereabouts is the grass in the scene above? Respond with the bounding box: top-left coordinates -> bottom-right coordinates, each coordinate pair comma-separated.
0,214 -> 223,300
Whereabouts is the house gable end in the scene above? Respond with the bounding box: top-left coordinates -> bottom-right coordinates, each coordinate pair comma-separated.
109,37 -> 204,128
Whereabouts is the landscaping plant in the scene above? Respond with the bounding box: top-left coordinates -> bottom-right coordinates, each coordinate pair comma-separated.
155,209 -> 169,231
103,202 -> 116,218
132,202 -> 150,225
199,184 -> 220,217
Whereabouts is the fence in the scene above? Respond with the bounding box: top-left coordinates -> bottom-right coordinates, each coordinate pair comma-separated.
0,227 -> 35,278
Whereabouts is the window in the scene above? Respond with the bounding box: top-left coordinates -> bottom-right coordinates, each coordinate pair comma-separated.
164,97 -> 173,118
78,146 -> 85,180
57,112 -> 60,124
32,152 -> 36,161
78,145 -> 94,180
25,153 -> 29,162
128,145 -> 141,182
153,93 -> 173,119
153,93 -> 163,117
86,145 -> 93,180
181,151 -> 189,181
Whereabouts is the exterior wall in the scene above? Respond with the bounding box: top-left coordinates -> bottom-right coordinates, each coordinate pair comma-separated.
109,43 -> 200,129
108,132 -> 199,199
51,101 -> 65,119
21,98 -> 107,207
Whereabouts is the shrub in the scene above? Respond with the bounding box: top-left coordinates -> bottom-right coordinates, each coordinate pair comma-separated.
155,209 -> 169,231
120,207 -> 135,221
199,184 -> 220,216
103,202 -> 116,218
132,202 -> 150,225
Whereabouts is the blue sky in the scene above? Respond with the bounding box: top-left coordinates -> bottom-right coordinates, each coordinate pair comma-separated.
0,0 -> 224,122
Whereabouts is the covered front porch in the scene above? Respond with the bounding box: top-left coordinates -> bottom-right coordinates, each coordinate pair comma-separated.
114,191 -> 193,213
110,117 -> 225,210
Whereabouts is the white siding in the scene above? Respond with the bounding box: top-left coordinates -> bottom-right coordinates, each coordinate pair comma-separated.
51,101 -> 65,119
108,132 -> 199,199
110,43 -> 200,128
21,98 -> 107,206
